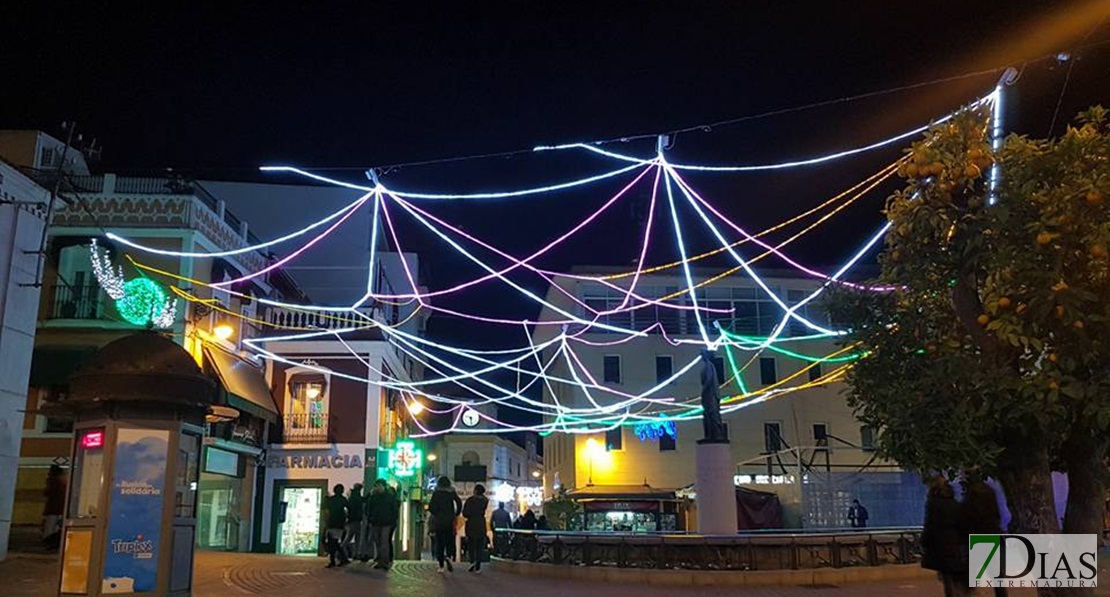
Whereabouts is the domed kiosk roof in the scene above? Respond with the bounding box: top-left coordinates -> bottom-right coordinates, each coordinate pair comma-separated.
67,331 -> 216,414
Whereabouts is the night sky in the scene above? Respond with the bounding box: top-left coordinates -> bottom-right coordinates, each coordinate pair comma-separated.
7,3 -> 1109,428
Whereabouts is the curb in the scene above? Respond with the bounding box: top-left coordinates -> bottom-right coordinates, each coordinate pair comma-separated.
490,558 -> 934,587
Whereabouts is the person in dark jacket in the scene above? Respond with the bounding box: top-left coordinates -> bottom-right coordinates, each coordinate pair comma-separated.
490,502 -> 512,556
42,465 -> 67,551
344,483 -> 364,562
921,478 -> 968,597
463,484 -> 490,573
518,509 -> 537,530
428,476 -> 462,572
536,515 -> 552,531
366,479 -> 399,570
847,499 -> 869,528
323,484 -> 349,568
963,472 -> 1007,597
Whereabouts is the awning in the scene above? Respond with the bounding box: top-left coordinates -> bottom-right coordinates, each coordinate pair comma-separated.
204,347 -> 279,423
29,348 -> 97,387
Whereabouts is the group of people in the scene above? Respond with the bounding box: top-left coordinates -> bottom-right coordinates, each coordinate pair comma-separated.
322,479 -> 400,569
427,476 -> 489,573
921,473 -> 1008,597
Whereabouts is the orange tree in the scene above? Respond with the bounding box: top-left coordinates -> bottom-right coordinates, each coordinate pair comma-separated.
829,105 -> 1110,543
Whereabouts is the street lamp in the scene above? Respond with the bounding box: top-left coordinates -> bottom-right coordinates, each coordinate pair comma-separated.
408,400 -> 425,416
427,453 -> 438,462
585,438 -> 601,485
531,470 -> 541,479
213,323 -> 234,341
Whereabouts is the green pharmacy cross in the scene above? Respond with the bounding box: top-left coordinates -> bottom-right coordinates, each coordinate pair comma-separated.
89,240 -> 178,328
387,440 -> 422,478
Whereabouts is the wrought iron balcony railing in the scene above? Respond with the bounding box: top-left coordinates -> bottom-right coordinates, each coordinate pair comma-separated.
281,413 -> 330,444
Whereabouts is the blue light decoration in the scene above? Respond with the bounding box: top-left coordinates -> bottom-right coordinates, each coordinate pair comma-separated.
634,419 -> 677,442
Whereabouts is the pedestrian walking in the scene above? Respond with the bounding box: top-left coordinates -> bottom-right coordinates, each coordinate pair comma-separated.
463,484 -> 490,573
42,465 -> 66,552
428,476 -> 462,572
323,484 -> 350,568
921,478 -> 968,597
847,499 -> 869,528
366,479 -> 399,570
344,483 -> 364,562
490,502 -> 512,556
963,471 -> 1007,597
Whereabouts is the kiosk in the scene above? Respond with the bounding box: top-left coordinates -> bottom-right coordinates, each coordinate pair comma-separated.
53,332 -> 216,596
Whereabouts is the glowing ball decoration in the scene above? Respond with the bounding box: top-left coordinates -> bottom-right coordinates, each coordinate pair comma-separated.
116,278 -> 172,327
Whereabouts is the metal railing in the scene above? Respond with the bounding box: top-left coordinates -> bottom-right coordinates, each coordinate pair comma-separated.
49,284 -> 106,320
264,306 -> 375,331
281,413 -> 330,444
493,528 -> 922,571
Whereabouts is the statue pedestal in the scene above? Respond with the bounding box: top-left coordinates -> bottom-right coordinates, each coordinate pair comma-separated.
695,440 -> 738,534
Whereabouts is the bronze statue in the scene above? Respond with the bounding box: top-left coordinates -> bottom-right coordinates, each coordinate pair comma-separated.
699,349 -> 728,442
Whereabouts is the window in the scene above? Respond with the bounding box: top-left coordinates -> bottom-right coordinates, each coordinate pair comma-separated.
813,423 -> 829,451
659,433 -> 676,452
655,355 -> 673,384
860,426 -> 876,452
288,381 -> 326,429
605,427 -> 622,451
808,362 -> 823,382
461,451 -> 481,465
41,387 -> 74,433
763,422 -> 783,453
759,357 -> 777,385
603,355 -> 622,384
40,147 -> 56,167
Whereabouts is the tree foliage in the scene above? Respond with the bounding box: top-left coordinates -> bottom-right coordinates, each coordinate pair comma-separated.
829,105 -> 1110,533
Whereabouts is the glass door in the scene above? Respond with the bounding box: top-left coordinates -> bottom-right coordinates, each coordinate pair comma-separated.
277,487 -> 321,555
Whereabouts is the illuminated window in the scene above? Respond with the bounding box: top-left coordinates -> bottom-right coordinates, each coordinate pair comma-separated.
289,381 -> 325,430
605,427 -> 622,452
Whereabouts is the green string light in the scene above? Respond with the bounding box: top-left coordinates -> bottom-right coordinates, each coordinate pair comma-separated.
116,278 -> 169,327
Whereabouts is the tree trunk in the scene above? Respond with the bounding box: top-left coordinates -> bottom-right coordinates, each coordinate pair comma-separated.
1062,435 -> 1108,540
996,445 -> 1070,597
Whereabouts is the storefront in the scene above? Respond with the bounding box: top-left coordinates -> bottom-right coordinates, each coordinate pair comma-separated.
567,485 -> 682,532
258,445 -> 377,555
197,446 -> 254,550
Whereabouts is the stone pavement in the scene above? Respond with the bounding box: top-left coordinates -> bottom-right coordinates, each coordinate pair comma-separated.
3,551 -> 1107,597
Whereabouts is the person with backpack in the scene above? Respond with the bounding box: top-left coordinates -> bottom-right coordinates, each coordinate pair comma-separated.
463,484 -> 490,573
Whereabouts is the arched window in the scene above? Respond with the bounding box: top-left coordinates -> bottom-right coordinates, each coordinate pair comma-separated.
461,451 -> 480,466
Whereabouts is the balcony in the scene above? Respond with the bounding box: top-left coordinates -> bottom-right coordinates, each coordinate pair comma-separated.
49,284 -> 107,320
281,413 -> 331,444
261,306 -> 384,339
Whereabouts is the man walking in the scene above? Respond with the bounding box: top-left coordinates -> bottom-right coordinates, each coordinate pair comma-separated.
366,479 -> 399,570
323,484 -> 349,568
344,483 -> 364,562
490,502 -> 512,556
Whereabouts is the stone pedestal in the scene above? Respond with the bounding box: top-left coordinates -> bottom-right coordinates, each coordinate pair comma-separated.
695,441 -> 738,535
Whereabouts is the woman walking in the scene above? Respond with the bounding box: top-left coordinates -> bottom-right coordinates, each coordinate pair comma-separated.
922,477 -> 968,597
428,476 -> 462,573
463,484 -> 490,573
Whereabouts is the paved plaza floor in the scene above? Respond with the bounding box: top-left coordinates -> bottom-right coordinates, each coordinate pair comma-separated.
3,551 -> 1107,597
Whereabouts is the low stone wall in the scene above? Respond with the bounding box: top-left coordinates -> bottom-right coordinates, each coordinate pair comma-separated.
490,557 -> 935,587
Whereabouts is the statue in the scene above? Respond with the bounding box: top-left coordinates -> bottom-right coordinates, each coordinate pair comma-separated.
699,349 -> 728,442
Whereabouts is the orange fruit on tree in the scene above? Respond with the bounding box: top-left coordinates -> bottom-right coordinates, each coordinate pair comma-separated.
1036,232 -> 1053,246
997,297 -> 1012,309
905,163 -> 919,178
968,148 -> 985,160
1074,320 -> 1085,330
965,164 -> 982,179
1091,244 -> 1108,259
1015,303 -> 1028,315
1086,190 -> 1103,206
1047,353 -> 1058,363
977,314 -> 990,326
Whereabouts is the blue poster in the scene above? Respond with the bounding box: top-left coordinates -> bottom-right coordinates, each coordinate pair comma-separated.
103,429 -> 169,594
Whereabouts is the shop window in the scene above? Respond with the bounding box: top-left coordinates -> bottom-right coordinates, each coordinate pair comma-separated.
763,421 -> 783,453
659,433 -> 676,452
759,357 -> 777,386
605,427 -> 622,452
655,355 -> 672,384
603,355 -> 621,384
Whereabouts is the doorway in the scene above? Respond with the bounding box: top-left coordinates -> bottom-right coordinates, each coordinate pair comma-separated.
277,486 -> 322,555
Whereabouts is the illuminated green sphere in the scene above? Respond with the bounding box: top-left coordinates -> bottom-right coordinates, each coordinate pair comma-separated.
116,278 -> 168,326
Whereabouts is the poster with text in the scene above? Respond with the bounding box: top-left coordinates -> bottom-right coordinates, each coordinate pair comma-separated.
102,429 -> 169,594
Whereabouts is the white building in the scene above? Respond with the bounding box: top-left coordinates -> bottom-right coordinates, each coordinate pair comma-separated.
532,267 -> 920,531
0,160 -> 51,559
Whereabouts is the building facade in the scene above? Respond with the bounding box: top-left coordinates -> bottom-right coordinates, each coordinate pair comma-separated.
532,268 -> 922,531
2,131 -> 296,553
0,159 -> 51,559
